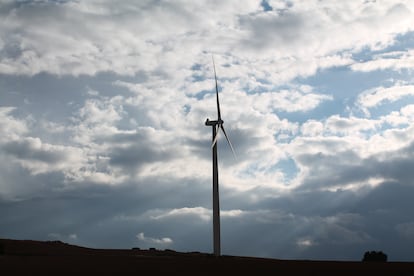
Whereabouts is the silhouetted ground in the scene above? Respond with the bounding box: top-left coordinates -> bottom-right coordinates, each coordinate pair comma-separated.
1,238 -> 414,275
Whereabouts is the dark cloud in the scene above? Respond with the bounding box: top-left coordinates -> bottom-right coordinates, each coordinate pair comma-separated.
219,180 -> 414,260
3,138 -> 65,164
293,141 -> 414,191
103,126 -> 190,175
1,156 -> 414,260
239,10 -> 305,50
0,174 -> 212,249
109,144 -> 173,170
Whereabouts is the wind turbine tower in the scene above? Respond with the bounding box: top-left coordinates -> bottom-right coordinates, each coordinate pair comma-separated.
205,56 -> 236,257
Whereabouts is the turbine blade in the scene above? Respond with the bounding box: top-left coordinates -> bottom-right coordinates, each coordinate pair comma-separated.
221,124 -> 237,159
211,125 -> 220,148
212,55 -> 221,121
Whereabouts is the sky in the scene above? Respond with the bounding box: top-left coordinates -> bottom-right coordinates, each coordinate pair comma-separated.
1,0 -> 414,261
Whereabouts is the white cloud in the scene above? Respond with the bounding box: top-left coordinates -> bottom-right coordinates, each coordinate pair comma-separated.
0,108 -> 91,182
324,115 -> 379,136
300,120 -> 324,137
0,102 -> 128,186
136,232 -> 173,246
150,207 -> 211,222
0,107 -> 28,140
3,136 -> 86,175
380,104 -> 414,126
322,177 -> 387,193
351,50 -> 414,72
149,207 -> 248,222
296,238 -> 315,249
357,85 -> 414,113
221,209 -> 244,218
78,98 -> 122,125
287,105 -> 414,193
1,0 -> 412,83
250,88 -> 332,113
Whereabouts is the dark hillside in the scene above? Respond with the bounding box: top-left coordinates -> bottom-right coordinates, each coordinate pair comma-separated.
1,239 -> 414,275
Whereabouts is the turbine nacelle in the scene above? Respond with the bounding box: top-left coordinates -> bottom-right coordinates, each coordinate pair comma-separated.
205,118 -> 224,126
206,118 -> 235,156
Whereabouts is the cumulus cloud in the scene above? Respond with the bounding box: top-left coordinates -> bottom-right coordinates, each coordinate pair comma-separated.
3,137 -> 85,174
352,50 -> 414,72
250,87 -> 333,113
1,0 -> 412,83
136,232 -> 173,246
357,85 -> 414,114
0,107 -> 28,140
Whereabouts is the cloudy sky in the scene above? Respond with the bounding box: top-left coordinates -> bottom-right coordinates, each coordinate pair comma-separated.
1,0 -> 414,261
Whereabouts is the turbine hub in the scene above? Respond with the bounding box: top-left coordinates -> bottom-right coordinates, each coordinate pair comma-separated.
205,118 -> 223,126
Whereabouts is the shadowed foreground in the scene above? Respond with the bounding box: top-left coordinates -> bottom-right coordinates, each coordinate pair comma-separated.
1,239 -> 414,275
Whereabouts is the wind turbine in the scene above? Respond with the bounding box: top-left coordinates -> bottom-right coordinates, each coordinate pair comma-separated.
205,56 -> 236,257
